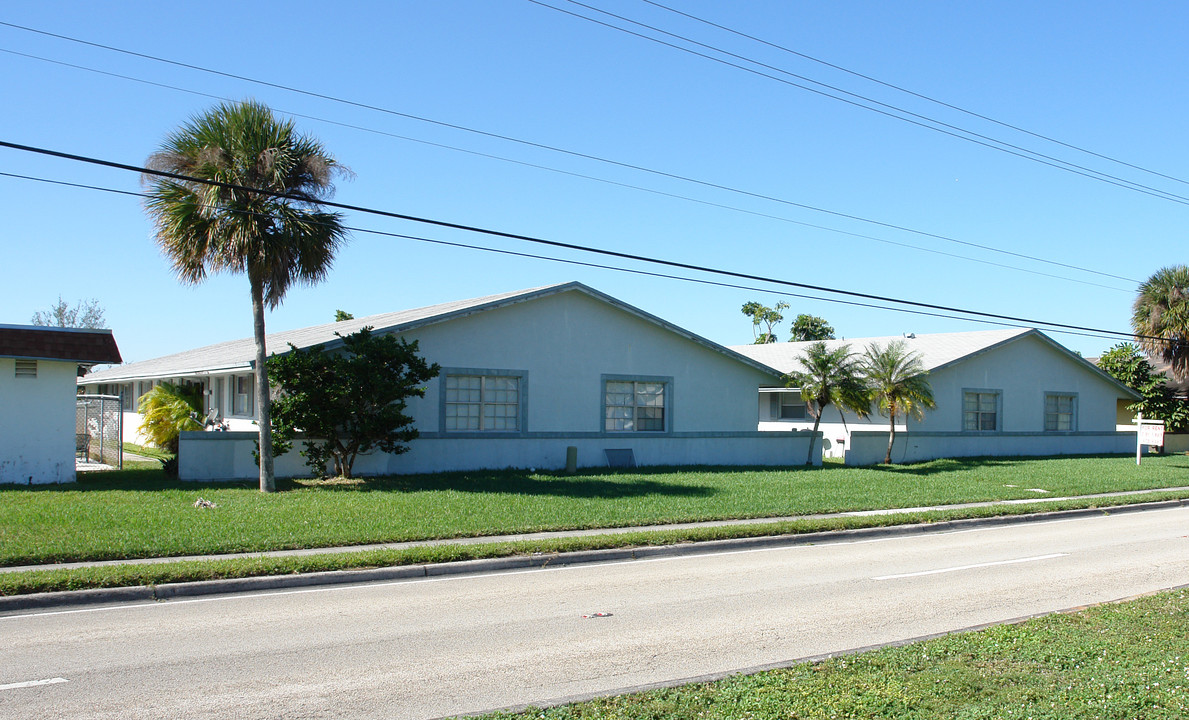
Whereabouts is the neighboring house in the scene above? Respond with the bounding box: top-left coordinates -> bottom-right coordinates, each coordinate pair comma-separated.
1,325 -> 122,484
731,328 -> 1142,465
82,282 -> 816,479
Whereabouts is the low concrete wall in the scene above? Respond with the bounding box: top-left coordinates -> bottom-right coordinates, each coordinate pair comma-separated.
1163,433 -> 1189,454
844,430 -> 1138,466
178,430 -> 822,481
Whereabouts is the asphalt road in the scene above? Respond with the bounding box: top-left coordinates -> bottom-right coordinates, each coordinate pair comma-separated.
3,507 -> 1188,719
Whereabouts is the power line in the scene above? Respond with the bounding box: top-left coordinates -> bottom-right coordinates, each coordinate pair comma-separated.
0,48 -> 1130,294
0,23 -> 1141,285
0,167 -> 1138,345
640,0 -> 1189,190
0,140 -> 1146,343
534,0 -> 1189,208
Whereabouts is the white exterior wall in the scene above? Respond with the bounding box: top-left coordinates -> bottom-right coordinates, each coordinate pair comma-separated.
0,358 -> 78,484
846,430 -> 1137,466
179,430 -> 820,480
177,289 -> 806,479
756,334 -> 1134,463
916,334 -> 1125,434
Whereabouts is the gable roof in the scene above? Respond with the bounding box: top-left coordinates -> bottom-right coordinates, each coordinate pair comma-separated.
731,327 -> 1140,399
0,325 -> 122,365
83,282 -> 782,383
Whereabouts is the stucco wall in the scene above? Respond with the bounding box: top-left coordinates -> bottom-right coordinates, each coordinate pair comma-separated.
404,290 -> 773,435
0,358 -> 78,484
178,430 -> 820,480
917,334 -> 1124,434
845,429 -> 1137,466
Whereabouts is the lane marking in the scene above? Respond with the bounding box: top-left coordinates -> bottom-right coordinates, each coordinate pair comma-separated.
0,677 -> 68,691
874,553 -> 1068,580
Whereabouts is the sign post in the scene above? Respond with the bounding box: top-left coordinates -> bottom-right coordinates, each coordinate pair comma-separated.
1134,413 -> 1166,466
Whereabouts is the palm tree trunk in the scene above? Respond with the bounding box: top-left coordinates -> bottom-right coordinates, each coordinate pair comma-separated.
251,279 -> 276,493
807,409 -> 823,466
884,405 -> 897,465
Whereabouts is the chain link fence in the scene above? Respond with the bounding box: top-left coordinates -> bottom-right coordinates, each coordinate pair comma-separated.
76,394 -> 123,469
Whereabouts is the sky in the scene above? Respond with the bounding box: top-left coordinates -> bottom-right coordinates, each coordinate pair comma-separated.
3,1 -> 1187,364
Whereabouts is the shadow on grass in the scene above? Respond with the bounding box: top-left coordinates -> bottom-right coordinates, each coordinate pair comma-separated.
288,468 -> 720,499
861,453 -> 1189,476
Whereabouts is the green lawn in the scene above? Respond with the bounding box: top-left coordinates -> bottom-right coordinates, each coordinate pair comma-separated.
474,589 -> 1189,720
2,454 -> 1187,567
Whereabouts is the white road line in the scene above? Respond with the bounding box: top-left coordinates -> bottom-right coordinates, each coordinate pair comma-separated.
873,553 -> 1068,581
0,677 -> 68,691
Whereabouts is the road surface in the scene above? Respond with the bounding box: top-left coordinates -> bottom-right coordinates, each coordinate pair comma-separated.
3,507 -> 1188,719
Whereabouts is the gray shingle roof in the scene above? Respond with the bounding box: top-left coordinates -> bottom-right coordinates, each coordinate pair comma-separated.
84,282 -> 782,383
731,328 -> 1030,374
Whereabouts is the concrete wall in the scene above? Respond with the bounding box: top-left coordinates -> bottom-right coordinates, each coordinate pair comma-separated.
917,334 -> 1124,434
178,430 -> 821,480
404,290 -> 773,434
845,429 -> 1138,466
0,358 -> 78,484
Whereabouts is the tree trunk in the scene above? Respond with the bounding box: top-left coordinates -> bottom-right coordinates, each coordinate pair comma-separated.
807,409 -> 823,466
251,280 -> 276,493
884,404 -> 897,465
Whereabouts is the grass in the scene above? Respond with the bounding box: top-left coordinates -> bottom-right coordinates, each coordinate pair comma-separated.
2,489 -> 1187,597
471,588 -> 1189,719
3,454 -> 1187,568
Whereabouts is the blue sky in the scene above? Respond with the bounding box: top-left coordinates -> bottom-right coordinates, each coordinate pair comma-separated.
3,1 -> 1185,363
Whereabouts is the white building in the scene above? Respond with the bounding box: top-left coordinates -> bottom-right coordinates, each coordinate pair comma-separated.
732,328 -> 1141,464
82,283 -> 818,479
1,325 -> 122,484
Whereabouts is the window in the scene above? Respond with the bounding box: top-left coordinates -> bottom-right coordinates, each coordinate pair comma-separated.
121,383 -> 134,411
605,379 -> 667,432
779,393 -> 807,420
232,374 -> 254,416
15,359 -> 36,378
963,390 -> 999,431
445,374 -> 520,431
1045,393 -> 1076,431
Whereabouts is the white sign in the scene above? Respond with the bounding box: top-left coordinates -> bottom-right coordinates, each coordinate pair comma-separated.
1139,422 -> 1165,446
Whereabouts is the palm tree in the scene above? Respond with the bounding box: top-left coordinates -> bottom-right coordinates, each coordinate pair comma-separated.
1132,265 -> 1189,380
787,342 -> 870,465
143,100 -> 349,492
862,340 -> 935,465
137,382 -> 204,454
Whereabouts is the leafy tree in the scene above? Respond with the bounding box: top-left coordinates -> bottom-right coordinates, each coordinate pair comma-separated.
1132,265 -> 1189,380
789,314 -> 835,342
31,296 -> 106,328
787,342 -> 870,465
334,310 -> 354,322
143,100 -> 350,492
862,340 -> 935,464
1097,343 -> 1189,433
268,327 -> 440,478
137,382 -> 203,454
742,300 -> 789,343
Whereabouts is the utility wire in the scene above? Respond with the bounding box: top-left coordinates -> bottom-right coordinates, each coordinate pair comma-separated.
0,23 -> 1141,285
0,167 -> 1137,345
641,0 -> 1189,190
0,139 -> 1147,342
536,0 -> 1189,208
0,47 -> 1130,293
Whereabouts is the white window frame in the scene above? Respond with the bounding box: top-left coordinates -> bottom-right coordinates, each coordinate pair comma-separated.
232,374 -> 255,417
603,375 -> 671,433
441,371 -> 525,433
963,389 -> 1001,432
1044,392 -> 1077,432
779,393 -> 807,420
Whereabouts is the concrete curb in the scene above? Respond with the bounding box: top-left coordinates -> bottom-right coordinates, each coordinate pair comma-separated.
3,498 -> 1186,615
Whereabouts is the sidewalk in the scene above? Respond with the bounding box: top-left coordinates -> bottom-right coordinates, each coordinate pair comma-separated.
6,486 -> 1187,575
